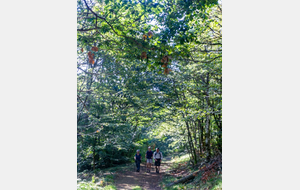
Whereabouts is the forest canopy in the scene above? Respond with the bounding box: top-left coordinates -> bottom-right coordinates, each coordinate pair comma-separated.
77,0 -> 222,172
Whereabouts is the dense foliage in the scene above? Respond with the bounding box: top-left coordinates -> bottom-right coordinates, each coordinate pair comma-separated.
77,0 -> 222,172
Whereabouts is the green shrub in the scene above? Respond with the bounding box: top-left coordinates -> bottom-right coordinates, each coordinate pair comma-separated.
132,186 -> 142,190
92,175 -> 95,183
77,182 -> 99,190
103,185 -> 117,190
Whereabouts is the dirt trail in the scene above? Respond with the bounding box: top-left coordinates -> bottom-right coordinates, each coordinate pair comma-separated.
114,158 -> 172,190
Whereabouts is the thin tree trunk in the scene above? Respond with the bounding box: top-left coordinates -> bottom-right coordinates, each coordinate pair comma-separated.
198,119 -> 203,155
93,136 -> 97,171
185,121 -> 197,165
93,149 -> 95,171
205,114 -> 211,160
213,113 -> 222,152
193,121 -> 197,150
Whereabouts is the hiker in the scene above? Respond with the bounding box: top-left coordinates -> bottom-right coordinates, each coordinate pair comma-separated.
153,148 -> 163,173
134,149 -> 142,172
145,146 -> 153,173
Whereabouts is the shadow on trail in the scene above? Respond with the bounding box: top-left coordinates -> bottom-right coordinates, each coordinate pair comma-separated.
114,158 -> 172,190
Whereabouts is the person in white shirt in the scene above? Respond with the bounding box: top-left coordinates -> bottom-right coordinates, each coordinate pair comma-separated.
153,148 -> 163,173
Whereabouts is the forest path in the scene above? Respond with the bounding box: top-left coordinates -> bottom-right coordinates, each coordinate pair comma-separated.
114,157 -> 172,190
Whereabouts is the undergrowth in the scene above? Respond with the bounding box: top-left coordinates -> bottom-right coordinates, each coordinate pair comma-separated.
77,172 -> 118,190
132,186 -> 143,190
161,153 -> 222,190
77,161 -> 135,190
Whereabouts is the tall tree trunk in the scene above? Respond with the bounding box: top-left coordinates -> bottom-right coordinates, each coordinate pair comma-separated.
185,142 -> 193,164
186,127 -> 194,164
198,119 -> 203,155
203,72 -> 212,160
213,113 -> 222,152
193,121 -> 199,160
93,149 -> 95,171
205,114 -> 211,161
93,136 -> 96,171
193,121 -> 197,149
185,121 -> 197,164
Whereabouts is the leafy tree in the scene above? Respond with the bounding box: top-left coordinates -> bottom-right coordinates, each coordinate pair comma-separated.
77,0 -> 222,171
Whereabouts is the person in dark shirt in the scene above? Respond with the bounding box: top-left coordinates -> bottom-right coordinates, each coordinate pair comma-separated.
134,149 -> 142,172
145,146 -> 153,173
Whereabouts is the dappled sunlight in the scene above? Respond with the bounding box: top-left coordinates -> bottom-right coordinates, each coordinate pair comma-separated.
77,0 -> 222,189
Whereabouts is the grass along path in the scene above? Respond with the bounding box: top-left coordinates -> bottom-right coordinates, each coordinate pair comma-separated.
114,157 -> 172,190
77,153 -> 222,190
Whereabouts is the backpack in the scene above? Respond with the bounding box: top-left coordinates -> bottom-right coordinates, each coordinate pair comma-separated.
154,151 -> 162,159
